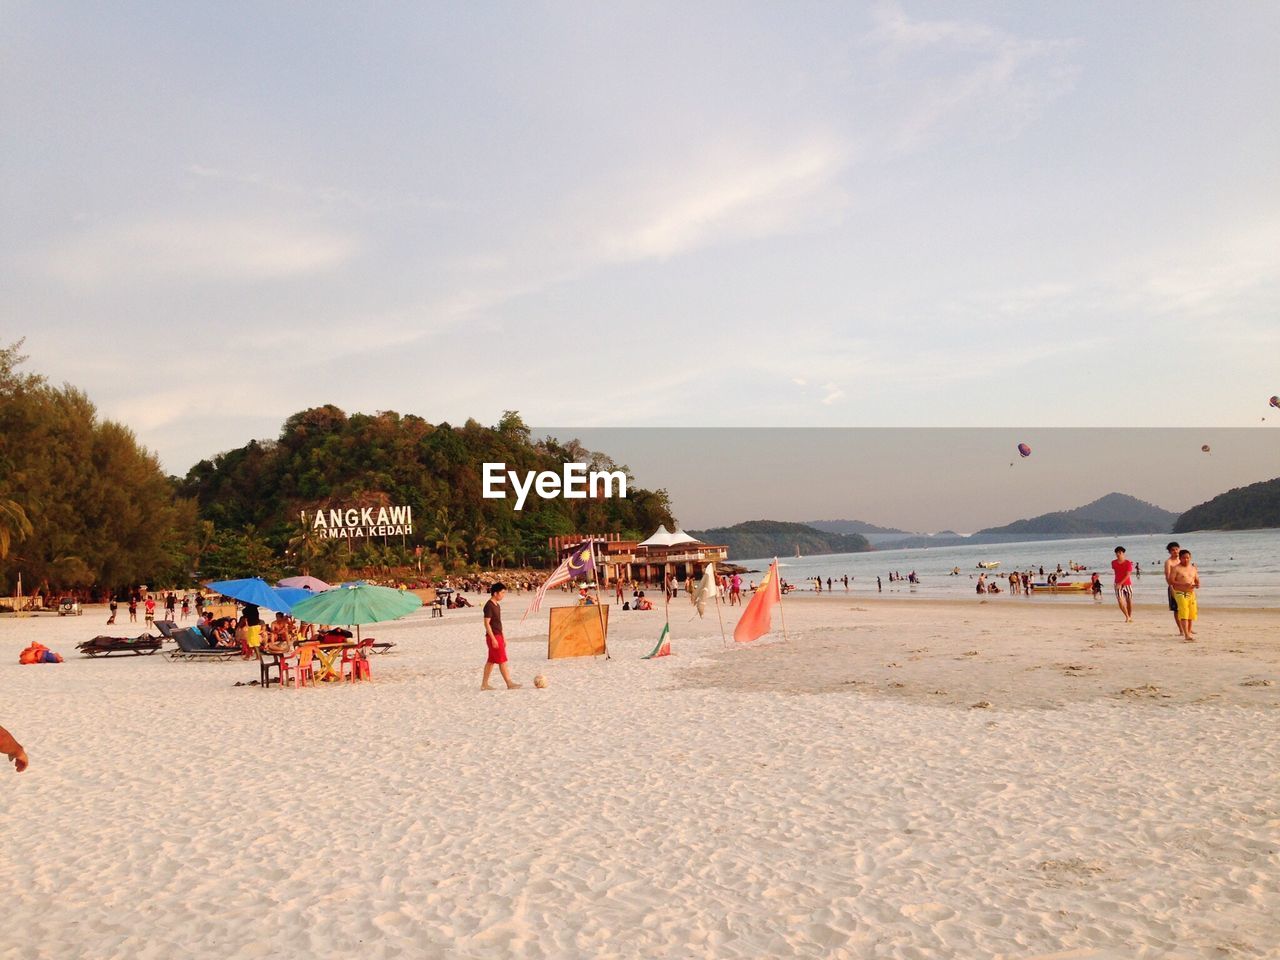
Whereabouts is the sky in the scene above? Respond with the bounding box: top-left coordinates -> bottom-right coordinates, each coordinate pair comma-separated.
550,428 -> 1280,531
3,2 -> 1279,520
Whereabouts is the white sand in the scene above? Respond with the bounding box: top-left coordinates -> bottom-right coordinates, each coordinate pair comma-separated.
2,595 -> 1278,959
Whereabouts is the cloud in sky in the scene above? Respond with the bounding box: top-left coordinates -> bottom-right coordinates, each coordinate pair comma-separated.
3,2 -> 1279,476
37,216 -> 360,288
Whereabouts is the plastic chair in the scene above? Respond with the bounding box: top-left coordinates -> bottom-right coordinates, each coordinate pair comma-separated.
280,643 -> 316,689
340,640 -> 373,682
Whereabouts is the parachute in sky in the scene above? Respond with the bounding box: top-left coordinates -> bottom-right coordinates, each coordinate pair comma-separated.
1270,395 -> 1280,409
1201,444 -> 1211,453
1017,443 -> 1032,458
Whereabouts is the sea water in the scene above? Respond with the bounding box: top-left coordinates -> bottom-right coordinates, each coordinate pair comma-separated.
739,529 -> 1280,609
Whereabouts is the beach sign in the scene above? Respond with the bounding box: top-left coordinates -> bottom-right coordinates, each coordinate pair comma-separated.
547,605 -> 608,659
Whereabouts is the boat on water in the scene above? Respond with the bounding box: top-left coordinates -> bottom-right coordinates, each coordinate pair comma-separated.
977,561 -> 1001,569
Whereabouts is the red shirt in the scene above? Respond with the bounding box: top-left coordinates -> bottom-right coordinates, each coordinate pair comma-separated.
1111,558 -> 1133,585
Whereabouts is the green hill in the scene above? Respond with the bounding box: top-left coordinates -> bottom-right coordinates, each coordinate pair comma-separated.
974,493 -> 1177,538
689,520 -> 871,559
1174,477 -> 1280,532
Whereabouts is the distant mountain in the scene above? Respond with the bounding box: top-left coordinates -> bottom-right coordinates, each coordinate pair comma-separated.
974,493 -> 1178,538
1174,477 -> 1280,532
806,519 -> 910,536
876,533 -> 972,549
689,520 -> 872,559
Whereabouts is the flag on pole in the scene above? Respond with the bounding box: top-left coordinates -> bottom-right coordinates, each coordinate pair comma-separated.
522,540 -> 596,620
693,563 -> 717,618
733,559 -> 781,643
643,622 -> 671,659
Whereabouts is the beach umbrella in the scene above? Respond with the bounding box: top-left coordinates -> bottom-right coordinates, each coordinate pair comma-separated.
278,575 -> 331,592
288,583 -> 422,639
274,586 -> 315,609
206,577 -> 301,613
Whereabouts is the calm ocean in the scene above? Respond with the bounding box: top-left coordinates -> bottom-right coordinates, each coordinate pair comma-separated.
740,529 -> 1280,609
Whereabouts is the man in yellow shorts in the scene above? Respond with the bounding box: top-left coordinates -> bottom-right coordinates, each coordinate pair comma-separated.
1168,549 -> 1200,641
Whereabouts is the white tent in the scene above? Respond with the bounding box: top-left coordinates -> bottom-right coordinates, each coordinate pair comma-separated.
638,525 -> 675,548
639,525 -> 704,548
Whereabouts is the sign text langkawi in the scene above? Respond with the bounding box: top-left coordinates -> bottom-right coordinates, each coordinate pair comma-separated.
302,505 -> 414,540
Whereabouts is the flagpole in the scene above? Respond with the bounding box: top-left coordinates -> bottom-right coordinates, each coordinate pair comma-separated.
774,558 -> 789,643
712,563 -> 727,646
589,536 -> 610,659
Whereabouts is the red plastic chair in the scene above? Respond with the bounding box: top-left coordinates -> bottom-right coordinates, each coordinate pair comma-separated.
280,643 -> 317,689
340,640 -> 373,682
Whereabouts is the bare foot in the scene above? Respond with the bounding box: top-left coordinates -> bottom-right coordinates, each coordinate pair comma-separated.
506,682 -> 523,689
481,684 -> 496,691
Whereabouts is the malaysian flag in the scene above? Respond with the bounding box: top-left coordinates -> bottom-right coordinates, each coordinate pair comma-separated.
522,540 -> 596,621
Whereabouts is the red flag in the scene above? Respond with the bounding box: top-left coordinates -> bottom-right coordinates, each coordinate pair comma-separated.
733,560 -> 781,643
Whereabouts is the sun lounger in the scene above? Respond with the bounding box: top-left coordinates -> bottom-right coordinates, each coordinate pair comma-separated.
166,627 -> 241,662
77,634 -> 163,657
153,620 -> 181,639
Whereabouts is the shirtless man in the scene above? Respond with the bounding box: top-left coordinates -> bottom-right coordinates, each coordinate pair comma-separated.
1163,541 -> 1182,634
1168,549 -> 1201,641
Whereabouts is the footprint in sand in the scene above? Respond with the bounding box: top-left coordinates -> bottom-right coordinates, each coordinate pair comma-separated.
1240,678 -> 1274,687
969,700 -> 992,709
1037,858 -> 1106,887
1119,684 -> 1170,699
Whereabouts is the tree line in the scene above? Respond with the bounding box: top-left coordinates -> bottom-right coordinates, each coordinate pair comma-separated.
1,341 -> 674,594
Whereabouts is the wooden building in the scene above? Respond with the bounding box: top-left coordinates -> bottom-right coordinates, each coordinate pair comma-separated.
549,526 -> 728,585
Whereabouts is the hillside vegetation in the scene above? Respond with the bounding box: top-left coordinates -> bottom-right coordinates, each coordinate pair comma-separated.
1174,477 -> 1280,532
688,520 -> 871,559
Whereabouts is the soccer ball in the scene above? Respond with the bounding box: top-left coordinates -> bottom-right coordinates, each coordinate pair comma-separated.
533,674 -> 548,689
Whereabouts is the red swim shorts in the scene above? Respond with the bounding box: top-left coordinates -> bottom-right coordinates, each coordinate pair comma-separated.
486,632 -> 508,665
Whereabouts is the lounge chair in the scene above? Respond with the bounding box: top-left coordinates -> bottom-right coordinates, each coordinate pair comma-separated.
364,637 -> 396,655
77,634 -> 163,657
166,627 -> 241,662
153,620 -> 181,639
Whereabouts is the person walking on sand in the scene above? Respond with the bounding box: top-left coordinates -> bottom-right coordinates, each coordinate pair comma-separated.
1,724 -> 28,772
1169,549 -> 1200,641
107,596 -> 118,624
1163,542 -> 1183,635
1111,546 -> 1135,622
482,582 -> 521,691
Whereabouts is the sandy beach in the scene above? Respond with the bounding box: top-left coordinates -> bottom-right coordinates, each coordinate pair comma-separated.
2,595 -> 1278,959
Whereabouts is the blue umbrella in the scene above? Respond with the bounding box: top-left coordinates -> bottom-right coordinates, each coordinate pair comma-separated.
274,586 -> 315,609
206,578 -> 301,613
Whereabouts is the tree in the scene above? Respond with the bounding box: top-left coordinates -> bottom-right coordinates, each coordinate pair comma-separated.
471,523 -> 499,568
0,497 -> 33,561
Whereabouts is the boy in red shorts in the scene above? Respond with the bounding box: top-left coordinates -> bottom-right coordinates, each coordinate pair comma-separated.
482,582 -> 521,691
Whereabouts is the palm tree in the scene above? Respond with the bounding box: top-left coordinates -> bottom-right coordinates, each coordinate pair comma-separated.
472,523 -> 499,568
0,497 -> 33,561
430,509 -> 466,566
286,522 -> 324,575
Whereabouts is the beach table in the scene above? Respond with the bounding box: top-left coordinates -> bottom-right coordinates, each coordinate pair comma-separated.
310,640 -> 358,683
